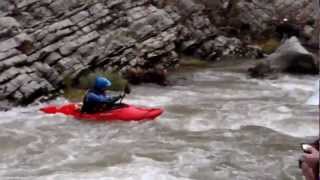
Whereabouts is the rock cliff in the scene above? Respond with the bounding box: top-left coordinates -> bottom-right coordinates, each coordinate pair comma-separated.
0,0 -> 316,108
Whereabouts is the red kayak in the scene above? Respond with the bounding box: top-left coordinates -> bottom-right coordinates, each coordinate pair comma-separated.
40,103 -> 163,121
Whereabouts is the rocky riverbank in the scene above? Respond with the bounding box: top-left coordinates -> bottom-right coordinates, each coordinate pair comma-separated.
0,0 -> 317,109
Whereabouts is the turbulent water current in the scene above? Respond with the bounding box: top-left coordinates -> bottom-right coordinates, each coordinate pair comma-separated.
0,60 -> 318,180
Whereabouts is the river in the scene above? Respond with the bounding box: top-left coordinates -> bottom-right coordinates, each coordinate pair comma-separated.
0,60 -> 318,180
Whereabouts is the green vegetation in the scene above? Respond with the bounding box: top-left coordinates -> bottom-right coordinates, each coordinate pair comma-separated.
62,75 -> 85,101
260,38 -> 280,54
78,70 -> 128,91
179,56 -> 209,68
63,70 -> 128,101
63,88 -> 86,102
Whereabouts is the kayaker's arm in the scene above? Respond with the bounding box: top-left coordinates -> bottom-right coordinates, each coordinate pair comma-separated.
86,93 -> 114,104
86,92 -> 122,104
105,95 -> 122,105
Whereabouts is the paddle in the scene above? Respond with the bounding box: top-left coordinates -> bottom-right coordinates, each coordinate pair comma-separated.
119,83 -> 131,104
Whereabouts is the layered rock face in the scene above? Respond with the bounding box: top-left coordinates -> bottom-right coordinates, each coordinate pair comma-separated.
237,0 -> 314,32
152,0 -> 261,59
0,0 -> 260,107
196,0 -> 316,39
0,0 -> 315,107
0,0 -> 181,107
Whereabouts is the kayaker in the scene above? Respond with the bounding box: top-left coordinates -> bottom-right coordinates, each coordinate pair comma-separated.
80,76 -> 124,114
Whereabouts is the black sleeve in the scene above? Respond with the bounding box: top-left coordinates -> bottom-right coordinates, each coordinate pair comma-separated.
105,95 -> 121,105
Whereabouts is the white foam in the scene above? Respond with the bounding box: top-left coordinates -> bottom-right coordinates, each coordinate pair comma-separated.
306,80 -> 319,105
0,69 -> 318,179
37,155 -> 192,180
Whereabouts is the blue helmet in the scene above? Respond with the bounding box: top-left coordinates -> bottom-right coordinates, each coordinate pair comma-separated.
94,76 -> 111,91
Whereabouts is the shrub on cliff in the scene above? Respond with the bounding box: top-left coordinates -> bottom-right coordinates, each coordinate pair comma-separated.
179,56 -> 209,67
260,38 -> 281,54
63,71 -> 128,101
78,71 -> 128,91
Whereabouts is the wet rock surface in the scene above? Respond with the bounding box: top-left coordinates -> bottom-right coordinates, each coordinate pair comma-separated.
248,37 -> 319,78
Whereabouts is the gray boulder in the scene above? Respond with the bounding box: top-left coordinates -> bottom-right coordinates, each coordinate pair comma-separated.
249,37 -> 319,78
267,37 -> 318,74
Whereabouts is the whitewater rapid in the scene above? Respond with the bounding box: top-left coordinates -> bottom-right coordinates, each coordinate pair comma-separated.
0,64 -> 318,180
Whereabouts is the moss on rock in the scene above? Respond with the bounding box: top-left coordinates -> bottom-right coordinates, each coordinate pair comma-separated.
260,38 -> 281,54
179,56 -> 210,67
